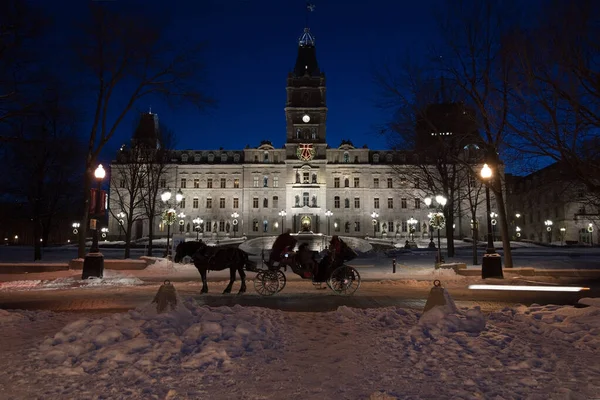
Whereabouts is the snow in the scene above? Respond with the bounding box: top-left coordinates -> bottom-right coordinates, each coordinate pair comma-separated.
0,294 -> 598,398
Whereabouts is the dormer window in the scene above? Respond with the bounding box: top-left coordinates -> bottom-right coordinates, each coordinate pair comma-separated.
194,154 -> 201,162
181,154 -> 188,162
208,153 -> 215,163
343,152 -> 350,163
373,154 -> 380,163
233,153 -> 240,163
221,153 -> 227,162
386,153 -> 393,163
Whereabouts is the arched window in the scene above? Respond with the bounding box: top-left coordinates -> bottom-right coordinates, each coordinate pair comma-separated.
344,198 -> 350,208
344,178 -> 349,187
273,195 -> 279,208
343,152 -> 350,163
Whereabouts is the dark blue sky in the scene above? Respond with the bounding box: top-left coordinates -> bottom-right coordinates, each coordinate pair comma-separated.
42,0 -> 443,158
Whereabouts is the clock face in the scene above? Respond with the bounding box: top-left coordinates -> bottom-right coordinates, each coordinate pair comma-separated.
302,114 -> 310,123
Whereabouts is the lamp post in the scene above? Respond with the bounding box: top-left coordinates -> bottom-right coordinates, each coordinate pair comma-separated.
278,210 -> 287,233
424,195 -> 446,264
559,227 -> 566,246
100,227 -> 109,241
178,212 -> 186,234
490,212 -> 498,242
231,212 -> 239,237
325,210 -> 333,237
72,222 -> 80,236
371,211 -> 379,238
544,219 -> 553,243
116,212 -> 126,241
161,188 -> 182,258
82,164 -> 106,279
480,163 -> 503,279
407,217 -> 417,242
516,226 -> 521,241
193,217 -> 203,241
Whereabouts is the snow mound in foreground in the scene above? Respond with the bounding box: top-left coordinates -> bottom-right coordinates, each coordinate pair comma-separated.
38,298 -> 283,375
0,276 -> 144,291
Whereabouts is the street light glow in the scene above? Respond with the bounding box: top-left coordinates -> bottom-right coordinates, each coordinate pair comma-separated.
94,164 -> 106,179
424,197 -> 432,207
481,163 -> 492,179
161,189 -> 172,203
175,189 -> 184,203
469,284 -> 589,292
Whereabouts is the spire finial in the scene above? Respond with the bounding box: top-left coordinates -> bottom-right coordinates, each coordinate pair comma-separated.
305,2 -> 315,28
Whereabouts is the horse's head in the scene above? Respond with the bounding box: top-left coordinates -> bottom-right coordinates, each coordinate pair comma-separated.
174,242 -> 185,263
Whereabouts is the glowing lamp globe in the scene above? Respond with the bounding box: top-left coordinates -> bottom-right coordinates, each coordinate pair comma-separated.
302,114 -> 310,123
481,164 -> 492,179
175,189 -> 184,203
161,189 -> 172,203
424,197 -> 432,207
94,164 -> 106,179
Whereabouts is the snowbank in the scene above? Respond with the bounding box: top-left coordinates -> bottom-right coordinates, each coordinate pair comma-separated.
0,298 -> 598,398
0,273 -> 144,291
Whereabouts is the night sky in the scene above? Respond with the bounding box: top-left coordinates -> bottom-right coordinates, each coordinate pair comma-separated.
42,0 -> 443,159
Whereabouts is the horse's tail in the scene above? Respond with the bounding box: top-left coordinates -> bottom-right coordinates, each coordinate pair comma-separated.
240,250 -> 258,272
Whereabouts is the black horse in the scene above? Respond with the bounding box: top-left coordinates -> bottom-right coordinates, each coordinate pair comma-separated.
174,240 -> 257,294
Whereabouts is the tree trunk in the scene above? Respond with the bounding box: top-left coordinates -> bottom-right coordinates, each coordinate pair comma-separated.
471,211 -> 479,265
78,169 -> 92,258
492,175 -> 513,268
147,213 -> 154,256
124,219 -> 133,259
33,212 -> 42,261
445,206 -> 455,258
42,218 -> 51,247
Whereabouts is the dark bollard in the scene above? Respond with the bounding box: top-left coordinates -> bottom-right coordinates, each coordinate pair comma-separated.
392,258 -> 396,273
152,280 -> 178,313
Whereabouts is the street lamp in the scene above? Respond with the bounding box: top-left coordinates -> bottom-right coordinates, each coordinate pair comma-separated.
178,212 -> 186,233
559,227 -> 566,246
72,222 -> 80,235
490,212 -> 498,242
161,188 -> 182,258
82,164 -> 106,279
371,211 -> 379,237
407,217 -> 417,242
325,210 -> 333,237
278,210 -> 287,233
100,227 -> 109,241
480,163 -> 503,279
231,212 -> 239,237
424,195 -> 446,263
193,217 -> 203,241
516,226 -> 521,240
544,219 -> 553,243
116,211 -> 126,241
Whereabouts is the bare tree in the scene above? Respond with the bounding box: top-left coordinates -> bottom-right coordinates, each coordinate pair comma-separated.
109,144 -> 148,259
459,161 -> 486,265
74,3 -> 214,257
508,0 -> 600,205
375,63 -> 482,258
140,125 -> 176,257
4,83 -> 84,260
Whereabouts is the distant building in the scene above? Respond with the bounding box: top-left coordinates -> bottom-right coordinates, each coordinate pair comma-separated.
109,25 -> 491,241
506,163 -> 598,245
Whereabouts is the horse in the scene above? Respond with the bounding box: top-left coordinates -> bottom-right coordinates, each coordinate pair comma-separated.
174,240 -> 257,294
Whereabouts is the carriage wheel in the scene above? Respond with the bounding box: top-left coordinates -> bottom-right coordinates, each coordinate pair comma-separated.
275,270 -> 287,293
254,270 -> 280,296
327,266 -> 361,295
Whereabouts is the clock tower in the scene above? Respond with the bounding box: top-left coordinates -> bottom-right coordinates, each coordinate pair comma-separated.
284,27 -> 327,158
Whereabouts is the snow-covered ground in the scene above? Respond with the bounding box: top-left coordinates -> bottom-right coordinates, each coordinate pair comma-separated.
0,291 -> 598,399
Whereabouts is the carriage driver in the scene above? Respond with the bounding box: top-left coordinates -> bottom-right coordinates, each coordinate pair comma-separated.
268,229 -> 298,270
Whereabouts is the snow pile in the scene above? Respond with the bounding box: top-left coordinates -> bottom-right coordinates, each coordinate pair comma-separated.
37,299 -> 282,376
143,258 -> 197,274
0,275 -> 144,291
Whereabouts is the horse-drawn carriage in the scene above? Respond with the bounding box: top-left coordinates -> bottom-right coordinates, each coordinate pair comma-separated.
253,243 -> 361,296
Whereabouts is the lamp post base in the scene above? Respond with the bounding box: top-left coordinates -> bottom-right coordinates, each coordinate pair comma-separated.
481,253 -> 503,279
82,252 -> 104,279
